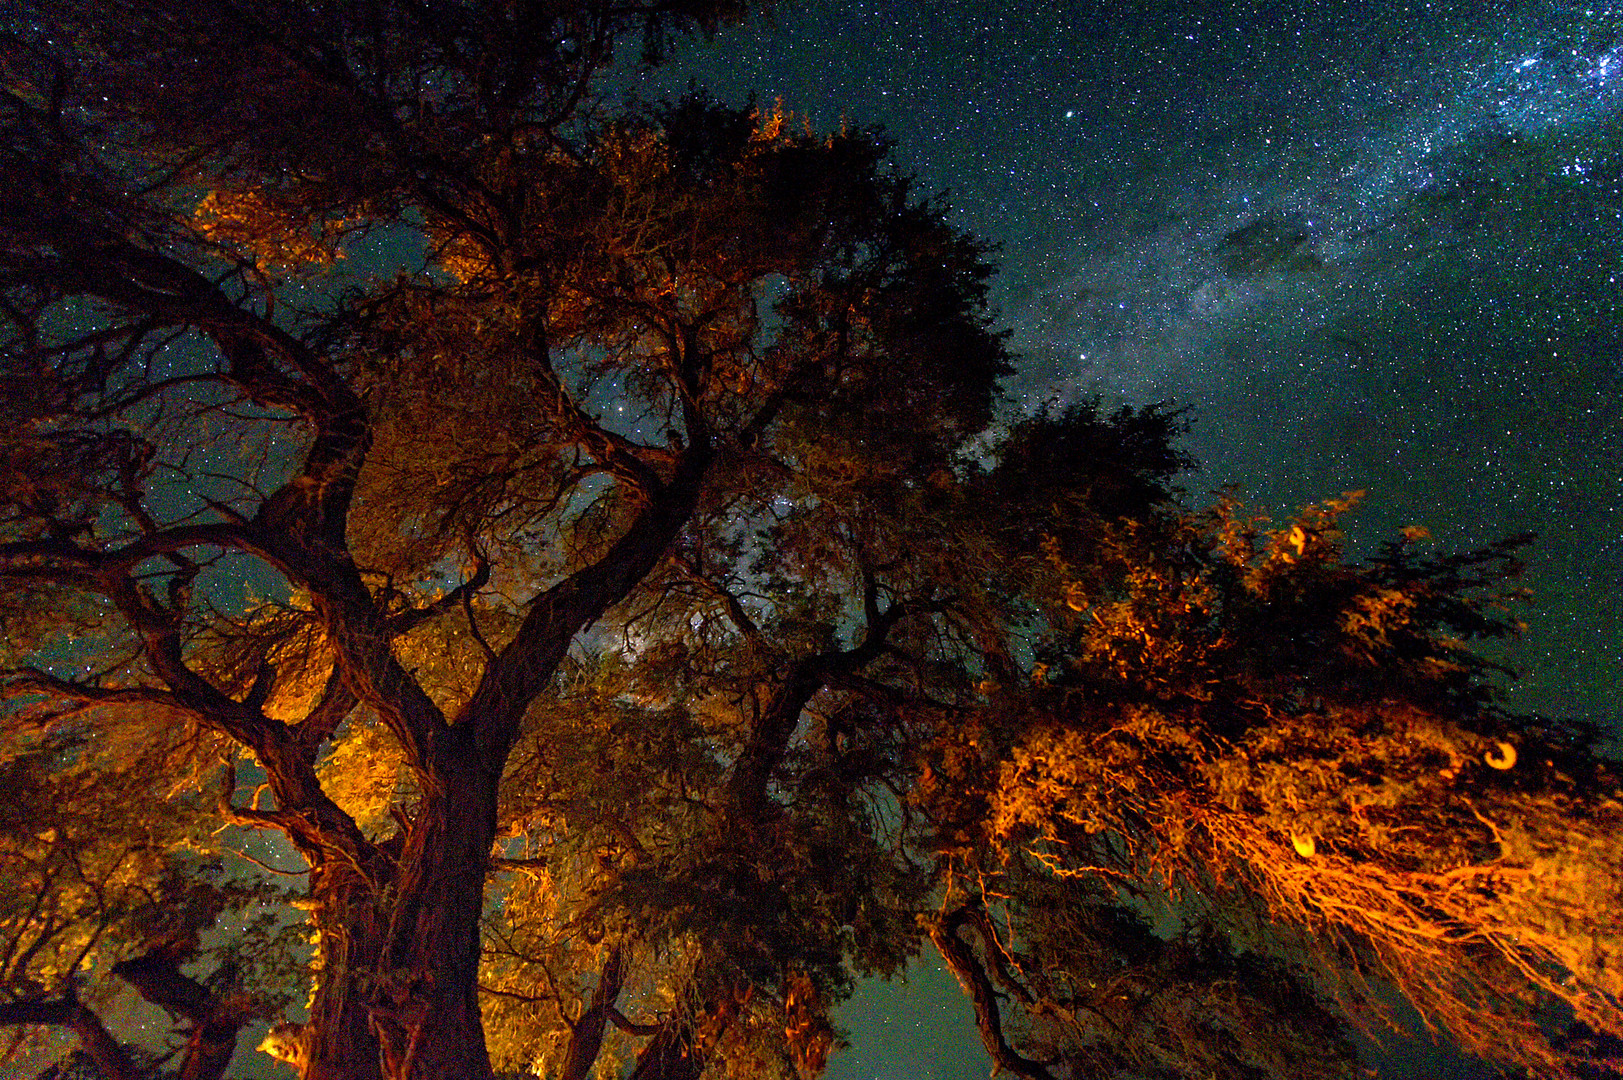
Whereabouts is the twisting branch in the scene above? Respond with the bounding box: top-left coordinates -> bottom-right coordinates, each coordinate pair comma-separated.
725,583 -> 920,818
961,907 -> 1038,1007
526,322 -> 669,498
462,588 -> 497,663
607,1006 -> 666,1037
672,554 -> 774,656
0,179 -> 447,771
112,941 -> 248,1080
0,521 -> 251,577
6,667 -> 188,715
559,944 -> 627,1080
216,756 -> 301,834
930,905 -> 1057,1080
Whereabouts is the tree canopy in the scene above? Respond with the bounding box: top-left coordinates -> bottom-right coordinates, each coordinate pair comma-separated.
1,2 -> 1620,1079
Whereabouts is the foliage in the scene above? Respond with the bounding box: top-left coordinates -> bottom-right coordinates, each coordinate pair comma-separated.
0,723 -> 306,1078
922,494 -> 1623,1079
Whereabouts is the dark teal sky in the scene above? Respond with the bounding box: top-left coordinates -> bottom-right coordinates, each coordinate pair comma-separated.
636,2 -> 1623,1076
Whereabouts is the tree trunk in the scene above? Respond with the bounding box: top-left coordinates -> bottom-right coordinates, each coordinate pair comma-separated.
295,771 -> 498,1080
301,871 -> 388,1080
371,746 -> 500,1080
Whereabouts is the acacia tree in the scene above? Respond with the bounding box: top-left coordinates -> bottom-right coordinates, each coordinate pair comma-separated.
0,1 -> 1015,1075
3,3 -> 1622,1080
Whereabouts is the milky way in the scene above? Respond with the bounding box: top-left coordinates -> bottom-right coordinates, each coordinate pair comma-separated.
654,0 -> 1623,731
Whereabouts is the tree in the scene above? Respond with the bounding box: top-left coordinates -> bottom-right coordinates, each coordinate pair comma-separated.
916,476 -> 1623,1079
1,3 -> 1619,1080
3,1 -> 1007,1075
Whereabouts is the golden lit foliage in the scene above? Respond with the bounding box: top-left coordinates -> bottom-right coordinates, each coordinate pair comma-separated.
193,188 -> 353,271
314,716 -> 412,834
962,497 -> 1623,1078
478,862 -> 607,1076
193,593 -> 332,723
0,720 -> 306,1069
0,746 -> 178,990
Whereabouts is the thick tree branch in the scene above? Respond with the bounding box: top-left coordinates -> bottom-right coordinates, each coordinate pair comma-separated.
4,560 -> 381,876
0,194 -> 445,771
458,429 -> 715,773
111,945 -> 212,1023
627,1016 -> 707,1080
0,992 -> 141,1080
726,583 -> 919,818
0,522 -> 252,575
930,906 -> 1057,1080
559,944 -> 626,1080
217,757 -> 303,834
607,1007 -> 666,1038
6,668 -> 188,714
112,944 -> 245,1080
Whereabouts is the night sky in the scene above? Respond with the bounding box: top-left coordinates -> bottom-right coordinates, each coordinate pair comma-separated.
633,1 -> 1623,1077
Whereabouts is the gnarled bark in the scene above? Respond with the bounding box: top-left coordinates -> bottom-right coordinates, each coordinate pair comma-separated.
372,751 -> 501,1080
301,891 -> 389,1080
930,906 -> 1057,1080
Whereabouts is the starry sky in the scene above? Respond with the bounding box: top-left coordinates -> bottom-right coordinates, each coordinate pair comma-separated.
631,0 -> 1623,1076
640,0 -> 1623,727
